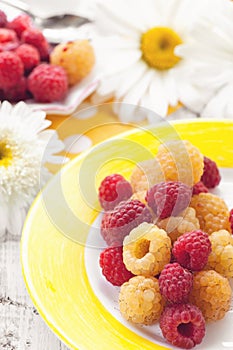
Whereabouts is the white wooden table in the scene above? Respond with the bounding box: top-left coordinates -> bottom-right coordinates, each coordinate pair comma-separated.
0,238 -> 69,350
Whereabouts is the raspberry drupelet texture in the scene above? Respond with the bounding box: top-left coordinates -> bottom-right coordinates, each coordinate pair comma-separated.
28,63 -> 68,102
172,230 -> 211,271
0,28 -> 17,43
0,51 -> 23,89
201,156 -> 221,189
0,10 -> 7,28
21,28 -> 50,60
160,303 -> 205,349
158,207 -> 200,243
7,14 -> 32,38
159,263 -> 193,303
15,44 -> 40,73
229,209 -> 233,233
101,199 -> 152,246
146,181 -> 192,219
99,246 -> 134,286
130,158 -> 164,193
119,275 -> 164,325
50,40 -> 95,85
189,270 -> 232,322
98,174 -> 133,211
4,76 -> 27,102
206,230 -> 233,278
123,222 -> 171,276
156,140 -> 204,186
192,181 -> 208,195
190,193 -> 230,235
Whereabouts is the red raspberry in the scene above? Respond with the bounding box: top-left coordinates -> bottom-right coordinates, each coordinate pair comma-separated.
172,230 -> 211,271
7,14 -> 32,38
15,44 -> 40,73
229,209 -> 233,234
160,303 -> 205,349
159,263 -> 193,303
0,28 -> 17,43
0,89 -> 4,100
28,63 -> 68,102
101,199 -> 152,246
0,41 -> 19,52
99,246 -> 134,286
98,174 -> 133,211
146,181 -> 192,219
4,76 -> 27,102
0,51 -> 23,90
192,181 -> 208,195
0,10 -> 7,28
21,28 -> 50,60
201,156 -> 221,188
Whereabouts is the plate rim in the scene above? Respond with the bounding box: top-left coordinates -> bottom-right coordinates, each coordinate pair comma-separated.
21,118 -> 233,349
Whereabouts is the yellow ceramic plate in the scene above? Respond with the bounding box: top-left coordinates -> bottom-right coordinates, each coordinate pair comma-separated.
21,120 -> 233,350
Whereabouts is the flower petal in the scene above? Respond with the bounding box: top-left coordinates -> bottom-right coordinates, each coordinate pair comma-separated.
115,61 -> 148,99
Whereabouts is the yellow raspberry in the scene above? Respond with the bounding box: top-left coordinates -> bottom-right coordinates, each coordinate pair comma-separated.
157,207 -> 200,243
50,40 -> 95,86
130,159 -> 164,193
123,222 -> 171,276
130,190 -> 147,204
156,140 -> 204,186
189,270 -> 232,322
190,193 -> 230,235
206,230 -> 233,278
119,275 -> 164,325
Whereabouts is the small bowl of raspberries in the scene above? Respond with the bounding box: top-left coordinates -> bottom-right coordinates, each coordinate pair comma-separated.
0,10 -> 97,112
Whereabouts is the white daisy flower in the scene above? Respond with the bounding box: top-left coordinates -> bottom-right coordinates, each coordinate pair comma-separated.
0,101 -> 66,237
176,0 -> 233,118
92,0 -> 214,121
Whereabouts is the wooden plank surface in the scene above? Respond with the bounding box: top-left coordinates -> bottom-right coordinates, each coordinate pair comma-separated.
0,239 -> 69,350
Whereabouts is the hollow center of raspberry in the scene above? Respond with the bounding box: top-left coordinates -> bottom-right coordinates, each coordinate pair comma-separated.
0,141 -> 12,167
134,239 -> 150,259
178,322 -> 194,337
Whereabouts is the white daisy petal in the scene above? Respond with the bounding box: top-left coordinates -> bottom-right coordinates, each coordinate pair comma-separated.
93,35 -> 139,50
116,61 -> 148,99
163,71 -> 179,107
122,69 -> 154,106
178,83 -> 213,114
117,69 -> 154,122
202,84 -> 233,119
0,101 -> 65,236
98,48 -> 141,76
147,72 -> 169,117
96,0 -> 142,35
136,0 -> 163,30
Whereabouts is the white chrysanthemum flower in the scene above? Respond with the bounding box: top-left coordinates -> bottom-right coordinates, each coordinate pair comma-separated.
92,0 -> 214,121
176,0 -> 233,118
0,101 -> 66,237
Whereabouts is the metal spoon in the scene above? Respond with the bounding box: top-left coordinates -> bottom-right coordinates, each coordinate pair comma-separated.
0,0 -> 91,31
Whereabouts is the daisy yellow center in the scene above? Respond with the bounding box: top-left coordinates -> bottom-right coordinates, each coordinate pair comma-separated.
141,27 -> 182,70
0,141 -> 12,167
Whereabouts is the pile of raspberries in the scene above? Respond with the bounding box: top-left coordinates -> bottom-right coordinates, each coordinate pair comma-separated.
0,10 -> 68,103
